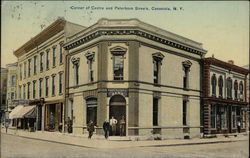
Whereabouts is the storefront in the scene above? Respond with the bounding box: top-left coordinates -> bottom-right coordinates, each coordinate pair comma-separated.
44,102 -> 63,132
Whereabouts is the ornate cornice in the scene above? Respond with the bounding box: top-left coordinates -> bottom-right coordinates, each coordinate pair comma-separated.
71,57 -> 80,66
64,29 -> 205,56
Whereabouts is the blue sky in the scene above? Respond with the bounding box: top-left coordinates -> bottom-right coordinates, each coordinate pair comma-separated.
1,1 -> 249,67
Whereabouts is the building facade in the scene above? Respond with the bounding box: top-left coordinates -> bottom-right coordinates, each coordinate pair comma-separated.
203,58 -> 249,136
6,62 -> 18,110
0,67 -> 8,121
64,19 -> 207,139
14,18 -> 85,131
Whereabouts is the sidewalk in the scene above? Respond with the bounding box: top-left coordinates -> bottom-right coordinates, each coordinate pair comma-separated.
1,127 -> 248,149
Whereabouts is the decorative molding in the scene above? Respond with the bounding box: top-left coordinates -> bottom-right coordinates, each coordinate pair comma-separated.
107,88 -> 129,97
182,60 -> 192,70
64,29 -> 205,56
85,51 -> 95,61
152,52 -> 164,61
110,46 -> 127,55
71,57 -> 80,66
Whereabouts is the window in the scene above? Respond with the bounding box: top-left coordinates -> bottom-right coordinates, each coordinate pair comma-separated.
52,47 -> 56,67
33,81 -> 36,99
210,104 -> 216,128
234,80 -> 238,100
11,92 -> 15,100
211,74 -> 217,97
232,106 -> 236,128
45,77 -> 49,97
152,52 -> 164,84
52,75 -> 55,96
239,81 -> 243,101
40,53 -> 44,72
227,77 -> 232,99
218,76 -> 223,98
71,57 -> 80,85
28,59 -> 31,77
59,73 -> 63,94
85,52 -> 95,82
86,98 -> 97,126
110,46 -> 127,81
11,75 -> 16,87
24,62 -> 27,78
19,86 -> 22,99
27,82 -> 30,99
153,97 -> 159,126
182,60 -> 192,89
46,50 -> 50,70
183,99 -> 187,125
59,43 -> 63,64
19,64 -> 22,80
34,56 -> 37,75
23,84 -> 26,99
39,79 -> 43,98
221,106 -> 228,129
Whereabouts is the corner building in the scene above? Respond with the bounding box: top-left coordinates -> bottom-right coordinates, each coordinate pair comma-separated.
14,18 -> 85,131
64,19 -> 207,139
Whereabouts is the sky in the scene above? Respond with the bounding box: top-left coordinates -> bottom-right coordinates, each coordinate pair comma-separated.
1,1 -> 249,67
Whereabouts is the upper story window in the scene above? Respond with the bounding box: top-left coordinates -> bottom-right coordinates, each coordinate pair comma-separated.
183,96 -> 189,126
11,75 -> 16,87
24,62 -> 27,78
45,77 -> 49,97
110,46 -> 127,81
27,82 -> 31,99
182,60 -> 192,89
19,85 -> 22,99
34,56 -> 37,75
52,74 -> 56,96
23,84 -> 26,99
46,49 -> 50,70
71,57 -> 80,85
227,77 -> 233,99
152,52 -> 164,84
59,42 -> 64,64
239,81 -> 244,101
218,76 -> 223,98
33,80 -> 36,99
59,72 -> 63,94
39,78 -> 43,98
211,74 -> 217,97
40,52 -> 44,72
52,46 -> 56,67
19,64 -> 22,80
28,59 -> 31,77
85,51 -> 95,82
234,80 -> 238,100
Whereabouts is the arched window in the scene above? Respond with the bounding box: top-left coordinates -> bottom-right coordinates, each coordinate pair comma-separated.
227,77 -> 232,99
239,81 -> 243,101
234,80 -> 238,100
218,76 -> 223,98
211,74 -> 217,97
86,97 -> 97,126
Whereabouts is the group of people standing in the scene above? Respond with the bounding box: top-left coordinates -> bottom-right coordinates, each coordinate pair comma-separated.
87,116 -> 126,139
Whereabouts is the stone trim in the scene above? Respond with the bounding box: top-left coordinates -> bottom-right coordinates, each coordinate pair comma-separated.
64,29 -> 205,55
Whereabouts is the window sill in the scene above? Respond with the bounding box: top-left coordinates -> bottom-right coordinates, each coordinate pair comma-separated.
153,83 -> 161,87
183,88 -> 189,91
59,93 -> 63,96
52,94 -> 55,97
59,62 -> 63,66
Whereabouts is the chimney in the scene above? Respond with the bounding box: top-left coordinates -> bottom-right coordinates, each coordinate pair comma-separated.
228,60 -> 234,65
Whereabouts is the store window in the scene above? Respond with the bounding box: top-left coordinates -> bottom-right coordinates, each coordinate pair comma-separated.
210,104 -> 216,128
232,106 -> 236,128
86,98 -> 97,126
221,106 -> 228,129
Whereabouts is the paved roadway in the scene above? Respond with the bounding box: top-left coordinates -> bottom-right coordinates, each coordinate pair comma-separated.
1,133 -> 249,158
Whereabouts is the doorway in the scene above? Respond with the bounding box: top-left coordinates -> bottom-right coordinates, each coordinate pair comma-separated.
109,95 -> 126,136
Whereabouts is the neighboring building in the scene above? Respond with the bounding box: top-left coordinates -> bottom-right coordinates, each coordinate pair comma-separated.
0,67 -> 8,121
13,18 -> 85,131
64,18 -> 207,139
203,58 -> 249,136
6,62 -> 18,110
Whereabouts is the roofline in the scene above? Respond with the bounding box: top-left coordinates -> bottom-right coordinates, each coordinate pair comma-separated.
204,57 -> 249,75
14,18 -> 66,57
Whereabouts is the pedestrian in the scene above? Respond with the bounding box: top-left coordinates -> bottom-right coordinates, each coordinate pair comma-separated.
109,116 -> 117,136
119,116 -> 125,136
5,120 -> 9,133
87,120 -> 95,139
103,120 -> 110,139
237,121 -> 241,133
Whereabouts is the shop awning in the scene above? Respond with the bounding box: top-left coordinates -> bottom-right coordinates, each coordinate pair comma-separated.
9,105 -> 24,119
11,105 -> 36,119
